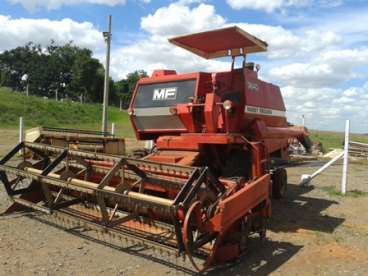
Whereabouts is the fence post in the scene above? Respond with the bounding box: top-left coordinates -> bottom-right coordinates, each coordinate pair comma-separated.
19,117 -> 24,143
111,123 -> 115,136
341,120 -> 350,195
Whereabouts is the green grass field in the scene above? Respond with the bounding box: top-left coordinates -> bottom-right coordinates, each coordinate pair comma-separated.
310,130 -> 368,152
1,87 -> 367,150
0,87 -> 134,137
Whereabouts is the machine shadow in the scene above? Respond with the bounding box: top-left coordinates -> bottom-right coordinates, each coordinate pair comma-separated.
207,238 -> 302,276
269,183 -> 344,234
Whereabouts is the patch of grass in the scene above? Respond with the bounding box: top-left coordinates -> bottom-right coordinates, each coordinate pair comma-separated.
310,129 -> 368,152
320,186 -> 368,198
347,190 -> 368,197
333,235 -> 344,243
312,229 -> 330,243
0,87 -> 134,137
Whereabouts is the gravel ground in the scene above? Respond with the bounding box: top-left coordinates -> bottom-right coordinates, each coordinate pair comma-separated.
1,129 -> 368,275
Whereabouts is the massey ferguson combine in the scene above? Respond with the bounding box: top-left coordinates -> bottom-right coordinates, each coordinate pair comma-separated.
0,27 -> 310,272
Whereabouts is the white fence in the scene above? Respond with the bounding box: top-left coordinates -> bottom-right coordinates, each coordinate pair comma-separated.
300,120 -> 350,195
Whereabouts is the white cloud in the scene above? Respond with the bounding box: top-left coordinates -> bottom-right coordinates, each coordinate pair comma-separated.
234,23 -> 341,59
109,36 -> 228,80
226,0 -> 310,12
226,0 -> 344,12
141,2 -> 225,36
319,0 -> 344,8
269,49 -> 368,88
8,0 -> 127,10
110,2 -> 228,79
0,15 -> 103,53
343,88 -> 358,97
282,84 -> 368,131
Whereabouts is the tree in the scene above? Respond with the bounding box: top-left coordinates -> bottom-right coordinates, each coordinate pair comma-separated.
0,41 -> 110,101
0,42 -> 41,91
0,41 -> 147,106
68,48 -> 104,101
115,70 -> 148,108
126,70 -> 148,94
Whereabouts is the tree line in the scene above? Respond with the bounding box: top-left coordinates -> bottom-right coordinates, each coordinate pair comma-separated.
0,41 -> 147,107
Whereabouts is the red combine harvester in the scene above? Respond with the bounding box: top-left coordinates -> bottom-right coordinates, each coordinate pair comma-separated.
0,27 -> 310,272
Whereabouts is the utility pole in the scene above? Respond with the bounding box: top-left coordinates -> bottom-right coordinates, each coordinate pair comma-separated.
102,15 -> 112,134
302,114 -> 305,127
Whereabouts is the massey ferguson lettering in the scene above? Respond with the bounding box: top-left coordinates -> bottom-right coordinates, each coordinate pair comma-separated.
152,87 -> 177,101
244,105 -> 285,117
246,106 -> 272,115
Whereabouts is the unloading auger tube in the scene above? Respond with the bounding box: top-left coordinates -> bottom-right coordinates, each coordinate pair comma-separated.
0,141 -> 271,272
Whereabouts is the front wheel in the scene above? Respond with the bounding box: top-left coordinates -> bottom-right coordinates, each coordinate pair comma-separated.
272,168 -> 287,199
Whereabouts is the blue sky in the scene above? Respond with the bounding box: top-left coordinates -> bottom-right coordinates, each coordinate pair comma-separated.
0,0 -> 367,133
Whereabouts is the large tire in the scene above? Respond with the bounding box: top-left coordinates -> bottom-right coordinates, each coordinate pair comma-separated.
272,168 -> 287,199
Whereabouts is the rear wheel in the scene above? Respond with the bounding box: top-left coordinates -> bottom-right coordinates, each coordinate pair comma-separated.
272,168 -> 287,199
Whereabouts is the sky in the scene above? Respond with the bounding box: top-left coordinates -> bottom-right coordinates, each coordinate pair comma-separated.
0,0 -> 367,133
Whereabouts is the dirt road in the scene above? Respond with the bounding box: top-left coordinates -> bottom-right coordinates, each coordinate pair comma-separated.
1,129 -> 368,275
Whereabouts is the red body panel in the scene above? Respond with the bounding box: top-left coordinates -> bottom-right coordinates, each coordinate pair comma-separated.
211,174 -> 270,232
244,70 -> 285,111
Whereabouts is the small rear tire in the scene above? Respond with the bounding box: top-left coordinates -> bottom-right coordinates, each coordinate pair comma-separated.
272,168 -> 287,199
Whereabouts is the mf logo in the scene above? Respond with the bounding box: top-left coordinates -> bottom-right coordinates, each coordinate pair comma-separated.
152,87 -> 177,101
